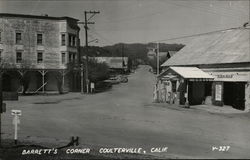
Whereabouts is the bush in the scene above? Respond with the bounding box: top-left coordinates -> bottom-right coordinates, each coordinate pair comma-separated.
87,59 -> 110,83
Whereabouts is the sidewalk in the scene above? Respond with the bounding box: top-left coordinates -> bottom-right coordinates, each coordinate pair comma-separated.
190,104 -> 248,114
151,102 -> 248,114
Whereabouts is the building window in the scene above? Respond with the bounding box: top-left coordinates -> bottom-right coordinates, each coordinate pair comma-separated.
72,36 -> 76,46
69,52 -> 76,63
16,51 -> 22,63
61,33 -> 66,46
68,34 -> 76,47
69,52 -> 72,62
61,52 -> 66,64
68,35 -> 72,46
37,34 -> 43,45
37,52 -> 43,63
16,32 -> 22,44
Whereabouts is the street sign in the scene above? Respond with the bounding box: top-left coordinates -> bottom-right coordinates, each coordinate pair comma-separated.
12,116 -> 20,125
11,109 -> 21,144
11,110 -> 22,116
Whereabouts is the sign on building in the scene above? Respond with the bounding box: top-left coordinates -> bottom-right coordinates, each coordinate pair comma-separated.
215,84 -> 222,101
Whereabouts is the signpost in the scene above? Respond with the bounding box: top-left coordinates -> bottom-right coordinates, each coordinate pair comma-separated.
11,110 -> 21,144
90,82 -> 95,93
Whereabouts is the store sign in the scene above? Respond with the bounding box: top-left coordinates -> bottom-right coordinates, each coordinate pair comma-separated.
217,74 -> 233,78
161,74 -> 177,81
208,72 -> 250,82
215,84 -> 222,101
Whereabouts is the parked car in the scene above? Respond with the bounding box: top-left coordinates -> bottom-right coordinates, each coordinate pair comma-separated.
104,75 -> 128,84
118,75 -> 128,83
104,76 -> 120,84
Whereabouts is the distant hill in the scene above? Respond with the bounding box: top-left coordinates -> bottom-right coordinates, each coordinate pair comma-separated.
81,43 -> 184,63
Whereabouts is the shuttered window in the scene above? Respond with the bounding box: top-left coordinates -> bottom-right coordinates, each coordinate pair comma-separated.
61,52 -> 66,64
61,34 -> 66,46
37,52 -> 43,63
16,32 -> 22,44
16,51 -> 22,63
37,34 -> 43,45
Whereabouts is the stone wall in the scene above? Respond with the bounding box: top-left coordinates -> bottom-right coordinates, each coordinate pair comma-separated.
0,17 -> 79,70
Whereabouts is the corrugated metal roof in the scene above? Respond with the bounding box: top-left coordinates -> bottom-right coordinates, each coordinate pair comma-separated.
170,67 -> 214,79
161,28 -> 250,67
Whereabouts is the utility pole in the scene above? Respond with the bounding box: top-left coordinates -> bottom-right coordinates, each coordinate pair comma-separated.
84,11 -> 90,94
157,42 -> 160,75
80,64 -> 84,94
79,11 -> 100,93
121,44 -> 124,66
121,44 -> 124,60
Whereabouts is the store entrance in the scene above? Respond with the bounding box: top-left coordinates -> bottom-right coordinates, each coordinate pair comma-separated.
223,82 -> 245,110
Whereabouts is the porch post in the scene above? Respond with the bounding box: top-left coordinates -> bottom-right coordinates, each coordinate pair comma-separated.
38,70 -> 47,94
176,80 -> 180,91
185,80 -> 190,108
42,70 -> 45,93
19,71 -> 24,93
176,80 -> 180,105
17,70 -> 27,93
81,64 -> 84,94
62,70 -> 65,92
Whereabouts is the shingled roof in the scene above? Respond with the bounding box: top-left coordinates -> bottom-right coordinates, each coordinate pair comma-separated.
161,27 -> 250,67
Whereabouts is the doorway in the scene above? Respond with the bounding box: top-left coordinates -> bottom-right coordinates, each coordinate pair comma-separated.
2,73 -> 11,91
188,81 -> 205,105
223,82 -> 245,110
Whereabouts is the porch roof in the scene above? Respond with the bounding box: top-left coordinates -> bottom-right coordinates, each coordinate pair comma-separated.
159,67 -> 214,81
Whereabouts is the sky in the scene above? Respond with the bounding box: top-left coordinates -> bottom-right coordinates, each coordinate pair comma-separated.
0,0 -> 249,46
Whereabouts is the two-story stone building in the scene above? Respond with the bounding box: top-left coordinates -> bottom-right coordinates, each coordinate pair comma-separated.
0,13 -> 80,93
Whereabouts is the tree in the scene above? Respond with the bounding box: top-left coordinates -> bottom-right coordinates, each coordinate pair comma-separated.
87,59 -> 110,83
147,53 -> 170,73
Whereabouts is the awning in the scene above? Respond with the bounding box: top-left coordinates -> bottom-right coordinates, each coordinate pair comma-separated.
159,67 -> 214,81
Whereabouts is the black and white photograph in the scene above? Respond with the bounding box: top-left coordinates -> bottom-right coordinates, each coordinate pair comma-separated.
0,0 -> 249,159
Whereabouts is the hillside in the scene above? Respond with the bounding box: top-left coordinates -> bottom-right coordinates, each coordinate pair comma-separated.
81,43 -> 184,63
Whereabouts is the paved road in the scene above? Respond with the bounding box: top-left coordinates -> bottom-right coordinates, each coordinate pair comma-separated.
2,65 -> 250,159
